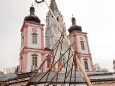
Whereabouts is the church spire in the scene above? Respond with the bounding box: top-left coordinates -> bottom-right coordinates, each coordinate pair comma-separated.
24,5 -> 41,23
50,0 -> 58,12
30,5 -> 35,15
72,16 -> 76,25
68,16 -> 82,33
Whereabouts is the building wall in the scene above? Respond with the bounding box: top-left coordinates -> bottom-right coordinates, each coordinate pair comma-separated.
28,26 -> 41,49
27,52 -> 42,72
69,35 -> 76,51
68,31 -> 93,71
19,21 -> 45,73
45,0 -> 66,49
81,57 -> 92,71
77,34 -> 88,54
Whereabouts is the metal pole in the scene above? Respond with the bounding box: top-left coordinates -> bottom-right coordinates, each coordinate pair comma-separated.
44,0 -> 92,86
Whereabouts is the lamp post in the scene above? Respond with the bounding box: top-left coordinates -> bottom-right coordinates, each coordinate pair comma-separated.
113,60 -> 115,73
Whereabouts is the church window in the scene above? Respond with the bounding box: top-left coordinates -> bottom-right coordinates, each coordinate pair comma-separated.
62,58 -> 65,68
47,58 -> 51,68
32,33 -> 38,44
20,57 -> 23,72
57,17 -> 59,22
47,18 -> 49,26
62,58 -> 65,64
32,54 -> 38,68
80,41 -> 85,50
21,35 -> 24,46
84,59 -> 89,70
32,28 -> 37,33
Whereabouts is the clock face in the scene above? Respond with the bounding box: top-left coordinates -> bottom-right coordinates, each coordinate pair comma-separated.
35,0 -> 44,3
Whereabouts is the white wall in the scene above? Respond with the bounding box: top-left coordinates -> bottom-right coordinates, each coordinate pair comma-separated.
28,26 -> 41,49
77,35 -> 88,54
81,57 -> 92,71
27,52 -> 42,72
69,35 -> 76,51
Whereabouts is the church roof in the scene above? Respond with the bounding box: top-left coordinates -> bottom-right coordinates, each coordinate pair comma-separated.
88,72 -> 115,82
68,17 -> 82,33
24,6 -> 41,23
0,72 -> 33,82
1,72 -> 115,85
30,71 -> 86,84
68,25 -> 82,33
0,74 -> 17,82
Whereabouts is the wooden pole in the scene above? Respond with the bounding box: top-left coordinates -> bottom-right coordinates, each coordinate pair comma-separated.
44,0 -> 92,86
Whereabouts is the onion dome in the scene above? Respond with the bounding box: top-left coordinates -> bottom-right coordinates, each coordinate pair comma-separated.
24,6 -> 41,23
68,17 -> 82,33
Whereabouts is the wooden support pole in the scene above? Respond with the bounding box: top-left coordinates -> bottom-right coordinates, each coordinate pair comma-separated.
25,36 -> 63,86
44,0 -> 92,86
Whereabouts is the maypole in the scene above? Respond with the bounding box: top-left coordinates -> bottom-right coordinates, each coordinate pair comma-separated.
25,0 -> 92,86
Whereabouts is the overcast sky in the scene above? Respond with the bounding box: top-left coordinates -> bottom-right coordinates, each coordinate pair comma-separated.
0,0 -> 115,72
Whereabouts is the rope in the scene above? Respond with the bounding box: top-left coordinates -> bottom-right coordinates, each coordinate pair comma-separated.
25,36 -> 63,86
34,43 -> 76,86
34,43 -> 75,86
44,35 -> 64,85
26,0 -> 93,86
44,0 -> 92,85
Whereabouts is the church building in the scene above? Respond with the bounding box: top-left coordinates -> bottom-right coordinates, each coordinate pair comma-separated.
18,0 -> 94,73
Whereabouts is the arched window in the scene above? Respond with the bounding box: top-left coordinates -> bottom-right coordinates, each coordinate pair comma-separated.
84,58 -> 89,70
62,58 -> 65,68
57,17 -> 59,22
20,57 -> 23,73
32,33 -> 38,44
21,34 -> 24,46
47,58 -> 51,68
31,54 -> 38,68
80,41 -> 85,50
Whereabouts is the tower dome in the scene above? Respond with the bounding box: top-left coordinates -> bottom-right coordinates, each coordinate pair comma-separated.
24,6 -> 41,23
68,17 -> 82,33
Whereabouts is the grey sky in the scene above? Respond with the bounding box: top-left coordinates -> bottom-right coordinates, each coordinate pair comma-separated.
0,0 -> 115,72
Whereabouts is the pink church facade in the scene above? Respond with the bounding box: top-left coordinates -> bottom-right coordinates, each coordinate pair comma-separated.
18,0 -> 94,73
19,21 -> 46,72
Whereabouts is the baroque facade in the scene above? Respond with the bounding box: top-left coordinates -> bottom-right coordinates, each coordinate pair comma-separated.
1,0 -> 115,86
18,0 -> 94,73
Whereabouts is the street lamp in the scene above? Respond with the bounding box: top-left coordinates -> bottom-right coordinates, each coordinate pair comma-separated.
113,60 -> 115,73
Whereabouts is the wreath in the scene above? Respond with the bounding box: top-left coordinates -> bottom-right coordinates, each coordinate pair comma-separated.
35,0 -> 44,3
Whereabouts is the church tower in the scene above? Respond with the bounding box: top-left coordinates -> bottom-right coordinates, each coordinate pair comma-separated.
19,6 -> 45,73
18,0 -> 94,73
45,0 -> 66,49
45,0 -> 68,72
68,17 -> 94,71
